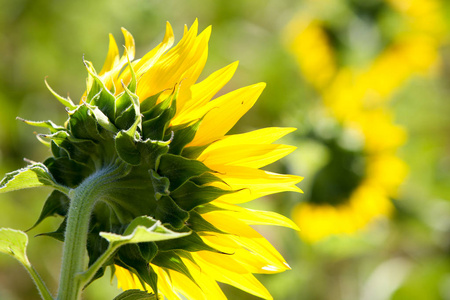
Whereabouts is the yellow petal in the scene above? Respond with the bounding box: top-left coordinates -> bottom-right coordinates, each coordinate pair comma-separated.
206,127 -> 297,150
189,83 -> 266,146
99,33 -> 120,76
202,212 -> 290,271
121,27 -> 136,61
182,258 -> 228,300
201,235 -> 287,274
210,165 -> 303,203
154,266 -> 182,300
173,61 -> 239,124
167,269 -> 206,300
115,22 -> 175,95
115,265 -> 142,290
214,201 -> 300,230
199,144 -> 296,168
136,21 -> 208,100
192,253 -> 273,299
177,26 -> 211,101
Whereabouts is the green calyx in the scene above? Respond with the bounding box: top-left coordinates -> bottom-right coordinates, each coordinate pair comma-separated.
4,60 -> 234,292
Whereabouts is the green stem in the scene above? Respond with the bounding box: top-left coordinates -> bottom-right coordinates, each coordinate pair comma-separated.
56,165 -> 122,300
24,264 -> 54,300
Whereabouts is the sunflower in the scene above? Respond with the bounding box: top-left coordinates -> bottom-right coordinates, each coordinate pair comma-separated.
292,109 -> 408,242
13,20 -> 302,299
283,0 -> 441,242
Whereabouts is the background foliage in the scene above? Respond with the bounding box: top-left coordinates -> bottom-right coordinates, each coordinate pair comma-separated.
0,0 -> 449,299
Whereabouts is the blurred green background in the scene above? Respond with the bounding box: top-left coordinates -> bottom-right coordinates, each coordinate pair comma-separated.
0,0 -> 449,299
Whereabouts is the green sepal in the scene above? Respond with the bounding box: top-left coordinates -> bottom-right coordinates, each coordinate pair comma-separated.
171,181 -> 234,211
84,60 -> 116,120
190,172 -> 226,186
142,102 -> 176,141
17,117 -> 65,134
86,103 -> 118,133
138,242 -> 158,263
154,196 -> 189,229
115,125 -> 141,166
156,230 -> 219,253
186,211 -> 225,234
68,105 -> 103,141
125,55 -> 137,94
115,82 -> 140,131
151,251 -> 198,287
45,79 -> 77,109
48,134 -> 98,169
141,92 -> 173,121
157,154 -> 209,191
44,157 -> 92,188
194,203 -> 226,214
116,245 -> 158,295
149,170 -> 169,200
137,139 -> 170,170
167,119 -> 202,155
140,93 -> 161,114
113,289 -> 158,300
181,144 -> 211,159
0,163 -> 69,194
141,93 -> 176,141
28,190 -> 69,231
0,228 -> 30,266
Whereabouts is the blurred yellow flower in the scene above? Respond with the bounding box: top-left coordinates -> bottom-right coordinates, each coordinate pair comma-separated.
95,21 -> 303,299
292,112 -> 408,242
285,0 -> 444,242
284,17 -> 336,89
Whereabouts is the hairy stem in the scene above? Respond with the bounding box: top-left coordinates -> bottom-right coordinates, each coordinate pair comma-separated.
56,165 -> 122,300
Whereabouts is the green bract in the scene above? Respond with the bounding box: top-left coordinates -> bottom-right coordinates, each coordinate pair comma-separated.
1,60 -> 233,293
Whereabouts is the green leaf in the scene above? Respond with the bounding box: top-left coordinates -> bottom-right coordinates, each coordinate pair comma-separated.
113,289 -> 158,300
0,163 -> 69,194
0,228 -> 30,266
100,216 -> 190,246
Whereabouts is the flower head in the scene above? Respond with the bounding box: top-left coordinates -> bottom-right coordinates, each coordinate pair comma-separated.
26,21 -> 302,299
